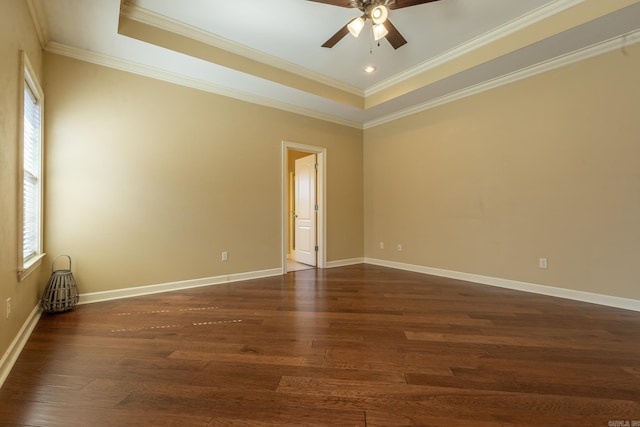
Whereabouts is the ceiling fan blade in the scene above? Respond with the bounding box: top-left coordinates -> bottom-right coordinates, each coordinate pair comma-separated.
322,24 -> 351,48
388,0 -> 441,10
307,0 -> 356,8
383,20 -> 407,49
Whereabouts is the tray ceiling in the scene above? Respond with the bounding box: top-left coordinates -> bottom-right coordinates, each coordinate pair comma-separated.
31,0 -> 640,128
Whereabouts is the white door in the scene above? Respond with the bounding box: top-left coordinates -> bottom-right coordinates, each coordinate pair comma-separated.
294,154 -> 317,266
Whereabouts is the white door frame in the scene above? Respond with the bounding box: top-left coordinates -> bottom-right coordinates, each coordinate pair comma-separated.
282,141 -> 326,272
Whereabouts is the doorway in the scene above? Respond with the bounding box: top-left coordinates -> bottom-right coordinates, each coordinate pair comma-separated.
282,142 -> 326,273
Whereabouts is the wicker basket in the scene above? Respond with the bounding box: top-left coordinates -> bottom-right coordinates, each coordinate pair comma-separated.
41,255 -> 79,314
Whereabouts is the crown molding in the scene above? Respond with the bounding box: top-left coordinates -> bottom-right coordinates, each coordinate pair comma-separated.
365,0 -> 585,97
43,0 -> 640,132
25,0 -> 50,48
122,1 -> 587,101
120,2 -> 364,98
364,29 -> 640,129
45,42 -> 363,130
46,23 -> 640,133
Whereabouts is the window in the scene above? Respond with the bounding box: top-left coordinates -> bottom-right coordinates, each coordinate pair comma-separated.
19,52 -> 44,280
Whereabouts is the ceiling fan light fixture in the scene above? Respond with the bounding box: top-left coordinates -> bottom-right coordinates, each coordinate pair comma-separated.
370,5 -> 388,25
372,23 -> 388,41
347,16 -> 365,38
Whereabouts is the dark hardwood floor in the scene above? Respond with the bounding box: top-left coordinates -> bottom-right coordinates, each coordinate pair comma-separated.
1,264 -> 639,426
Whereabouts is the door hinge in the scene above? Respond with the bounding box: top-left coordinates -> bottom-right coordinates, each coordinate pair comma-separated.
314,163 -> 318,171
314,204 -> 319,211
314,245 -> 319,252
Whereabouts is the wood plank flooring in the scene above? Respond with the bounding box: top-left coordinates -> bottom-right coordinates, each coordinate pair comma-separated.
1,264 -> 639,426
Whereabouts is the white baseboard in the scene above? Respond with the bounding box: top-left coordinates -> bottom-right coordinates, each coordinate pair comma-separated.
364,257 -> 640,312
79,268 -> 283,305
0,304 -> 41,388
326,258 -> 364,268
80,261 -> 371,305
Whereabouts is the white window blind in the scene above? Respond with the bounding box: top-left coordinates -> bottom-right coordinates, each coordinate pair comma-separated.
23,82 -> 42,263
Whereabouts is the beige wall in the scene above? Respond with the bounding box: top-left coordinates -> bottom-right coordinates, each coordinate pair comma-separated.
3,0 -> 639,375
43,53 -> 363,295
0,0 -> 44,365
364,44 -> 640,300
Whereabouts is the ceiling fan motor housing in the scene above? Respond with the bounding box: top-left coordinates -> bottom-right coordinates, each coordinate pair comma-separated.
354,0 -> 392,14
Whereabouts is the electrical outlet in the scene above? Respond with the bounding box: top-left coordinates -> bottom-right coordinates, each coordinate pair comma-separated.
397,244 -> 402,252
379,242 -> 384,249
221,251 -> 228,261
6,298 -> 10,319
539,258 -> 548,269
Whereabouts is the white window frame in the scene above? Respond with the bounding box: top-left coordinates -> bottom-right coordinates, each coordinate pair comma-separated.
18,52 -> 45,281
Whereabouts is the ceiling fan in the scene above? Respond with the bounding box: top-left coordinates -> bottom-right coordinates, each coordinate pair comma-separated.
309,0 -> 442,49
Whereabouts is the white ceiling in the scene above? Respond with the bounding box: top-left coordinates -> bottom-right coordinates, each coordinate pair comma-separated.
34,0 -> 640,128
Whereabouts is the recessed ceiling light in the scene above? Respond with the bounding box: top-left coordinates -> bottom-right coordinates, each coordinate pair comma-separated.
364,65 -> 377,73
